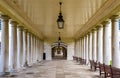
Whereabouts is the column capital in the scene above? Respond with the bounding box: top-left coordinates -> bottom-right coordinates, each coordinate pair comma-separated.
27,31 -> 31,34
102,20 -> 110,26
96,24 -> 103,30
17,26 -> 23,31
91,28 -> 96,33
87,32 -> 90,36
10,19 -> 18,26
79,37 -> 82,39
110,15 -> 120,22
84,34 -> 88,37
0,15 -> 10,21
23,29 -> 28,32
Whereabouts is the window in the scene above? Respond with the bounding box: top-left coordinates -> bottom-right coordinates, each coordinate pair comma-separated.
119,19 -> 120,30
0,19 -> 1,30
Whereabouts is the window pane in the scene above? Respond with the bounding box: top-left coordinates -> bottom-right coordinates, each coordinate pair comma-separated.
0,19 -> 1,30
119,19 -> 120,30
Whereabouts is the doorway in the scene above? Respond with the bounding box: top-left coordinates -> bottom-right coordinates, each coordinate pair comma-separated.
52,47 -> 67,60
51,42 -> 67,60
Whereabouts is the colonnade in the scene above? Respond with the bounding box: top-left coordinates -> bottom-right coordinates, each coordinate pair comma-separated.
0,15 -> 44,76
75,15 -> 120,68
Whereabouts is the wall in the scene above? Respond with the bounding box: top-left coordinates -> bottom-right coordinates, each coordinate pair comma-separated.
67,41 -> 75,60
44,42 -> 52,60
44,39 -> 75,60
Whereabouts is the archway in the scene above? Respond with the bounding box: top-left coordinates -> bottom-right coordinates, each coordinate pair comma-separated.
51,42 -> 67,60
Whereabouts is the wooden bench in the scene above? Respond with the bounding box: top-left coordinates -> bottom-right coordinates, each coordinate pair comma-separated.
89,60 -> 93,69
89,60 -> 99,71
73,56 -> 78,61
73,56 -> 76,60
78,58 -> 82,64
99,62 -> 105,76
82,59 -> 86,65
94,61 -> 99,71
104,64 -> 111,77
111,66 -> 120,78
99,63 -> 120,78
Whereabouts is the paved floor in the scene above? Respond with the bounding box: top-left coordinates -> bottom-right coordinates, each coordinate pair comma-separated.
1,60 -> 100,78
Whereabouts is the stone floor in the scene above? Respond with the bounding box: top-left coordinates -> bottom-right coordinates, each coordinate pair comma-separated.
1,60 -> 101,78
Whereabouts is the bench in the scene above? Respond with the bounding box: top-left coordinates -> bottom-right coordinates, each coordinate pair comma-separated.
89,60 -> 99,71
82,59 -> 86,65
99,62 -> 105,76
73,56 -> 78,61
104,64 -> 111,77
111,66 -> 120,78
78,58 -> 82,64
99,63 -> 120,78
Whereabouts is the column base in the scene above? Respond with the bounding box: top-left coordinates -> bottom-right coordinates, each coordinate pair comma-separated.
0,72 -> 16,77
23,61 -> 29,67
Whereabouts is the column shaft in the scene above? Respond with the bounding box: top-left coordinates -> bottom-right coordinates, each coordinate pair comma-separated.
83,37 -> 86,59
79,38 -> 82,58
103,21 -> 111,65
97,26 -> 103,63
85,35 -> 88,64
27,32 -> 31,65
31,34 -> 33,64
17,26 -> 23,69
111,16 -> 120,67
92,29 -> 97,61
0,15 -> 10,75
9,20 -> 18,71
23,29 -> 27,67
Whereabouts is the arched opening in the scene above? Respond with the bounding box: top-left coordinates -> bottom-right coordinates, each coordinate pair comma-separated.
51,42 -> 67,60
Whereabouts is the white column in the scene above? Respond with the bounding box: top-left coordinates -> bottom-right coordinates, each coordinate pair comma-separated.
37,38 -> 40,61
82,37 -> 84,59
76,40 -> 79,57
79,38 -> 82,58
41,41 -> 44,60
96,25 -> 103,63
78,40 -> 80,57
81,38 -> 83,58
0,15 -> 10,75
36,38 -> 38,61
17,26 -> 23,69
33,35 -> 36,63
92,29 -> 97,61
36,37 -> 38,62
83,36 -> 86,59
111,15 -> 120,68
39,39 -> 42,61
88,33 -> 90,60
23,29 -> 27,67
103,21 -> 111,65
85,35 -> 89,64
90,32 -> 93,60
77,40 -> 80,57
31,33 -> 34,64
74,41 -> 77,56
33,36 -> 36,62
9,20 -> 18,71
27,32 -> 31,65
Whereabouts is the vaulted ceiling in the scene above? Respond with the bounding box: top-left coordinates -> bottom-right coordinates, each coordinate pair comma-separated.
15,0 -> 106,39
0,0 -> 120,42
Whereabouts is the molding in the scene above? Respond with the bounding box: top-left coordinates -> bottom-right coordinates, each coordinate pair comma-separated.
75,0 -> 120,39
0,0 -> 44,39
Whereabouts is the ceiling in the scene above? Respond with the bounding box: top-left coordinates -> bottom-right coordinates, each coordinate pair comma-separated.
0,0 -> 114,41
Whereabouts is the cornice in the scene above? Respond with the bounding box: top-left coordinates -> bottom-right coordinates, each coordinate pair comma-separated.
75,0 -> 120,39
0,0 -> 44,39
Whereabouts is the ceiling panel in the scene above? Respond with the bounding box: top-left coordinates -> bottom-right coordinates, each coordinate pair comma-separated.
12,0 -> 107,40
